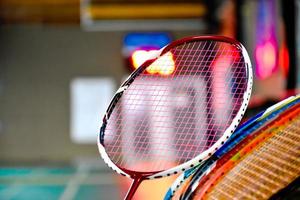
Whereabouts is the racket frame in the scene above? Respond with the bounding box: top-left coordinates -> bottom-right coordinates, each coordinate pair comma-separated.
97,35 -> 253,180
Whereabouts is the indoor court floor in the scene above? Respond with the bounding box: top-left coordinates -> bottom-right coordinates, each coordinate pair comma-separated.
0,159 -> 119,200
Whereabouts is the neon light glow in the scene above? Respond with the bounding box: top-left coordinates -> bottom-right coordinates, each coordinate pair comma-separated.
255,41 -> 277,79
255,0 -> 278,79
123,33 -> 172,73
131,50 -> 175,75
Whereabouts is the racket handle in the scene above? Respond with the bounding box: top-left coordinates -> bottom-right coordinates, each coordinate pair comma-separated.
124,177 -> 144,200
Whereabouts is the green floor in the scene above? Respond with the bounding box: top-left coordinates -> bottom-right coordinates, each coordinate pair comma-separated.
0,164 -> 121,200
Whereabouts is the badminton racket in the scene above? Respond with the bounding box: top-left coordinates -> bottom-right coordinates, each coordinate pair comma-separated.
191,105 -> 300,199
165,95 -> 300,200
177,95 -> 300,200
97,36 -> 252,200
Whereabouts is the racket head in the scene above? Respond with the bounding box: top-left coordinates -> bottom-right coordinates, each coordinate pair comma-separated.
166,95 -> 300,200
181,98 -> 300,200
98,36 -> 253,179
215,95 -> 300,157
192,104 -> 300,199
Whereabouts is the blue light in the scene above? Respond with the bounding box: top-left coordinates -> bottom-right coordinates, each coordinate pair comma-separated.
123,32 -> 172,53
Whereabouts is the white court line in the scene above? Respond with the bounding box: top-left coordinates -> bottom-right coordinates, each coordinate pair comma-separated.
59,164 -> 89,200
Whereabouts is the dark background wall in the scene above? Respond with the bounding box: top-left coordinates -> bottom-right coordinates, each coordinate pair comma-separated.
0,25 -> 199,162
0,25 -> 126,162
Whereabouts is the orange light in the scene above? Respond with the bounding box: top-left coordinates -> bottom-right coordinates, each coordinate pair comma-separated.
147,52 -> 175,75
131,50 -> 158,69
131,50 -> 175,75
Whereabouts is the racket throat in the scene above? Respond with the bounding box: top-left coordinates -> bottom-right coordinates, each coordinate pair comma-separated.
124,176 -> 145,200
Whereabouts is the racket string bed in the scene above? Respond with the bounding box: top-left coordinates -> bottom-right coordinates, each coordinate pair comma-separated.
192,110 -> 300,200
103,39 -> 249,172
269,176 -> 300,199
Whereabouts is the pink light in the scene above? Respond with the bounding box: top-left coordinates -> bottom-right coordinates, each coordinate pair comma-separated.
255,41 -> 277,79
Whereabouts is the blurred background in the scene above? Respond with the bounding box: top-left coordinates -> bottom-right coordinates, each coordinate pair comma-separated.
0,0 -> 299,199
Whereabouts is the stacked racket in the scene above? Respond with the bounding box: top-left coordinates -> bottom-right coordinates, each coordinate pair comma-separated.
166,95 -> 300,200
182,97 -> 300,199
270,176 -> 300,199
97,36 -> 252,200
